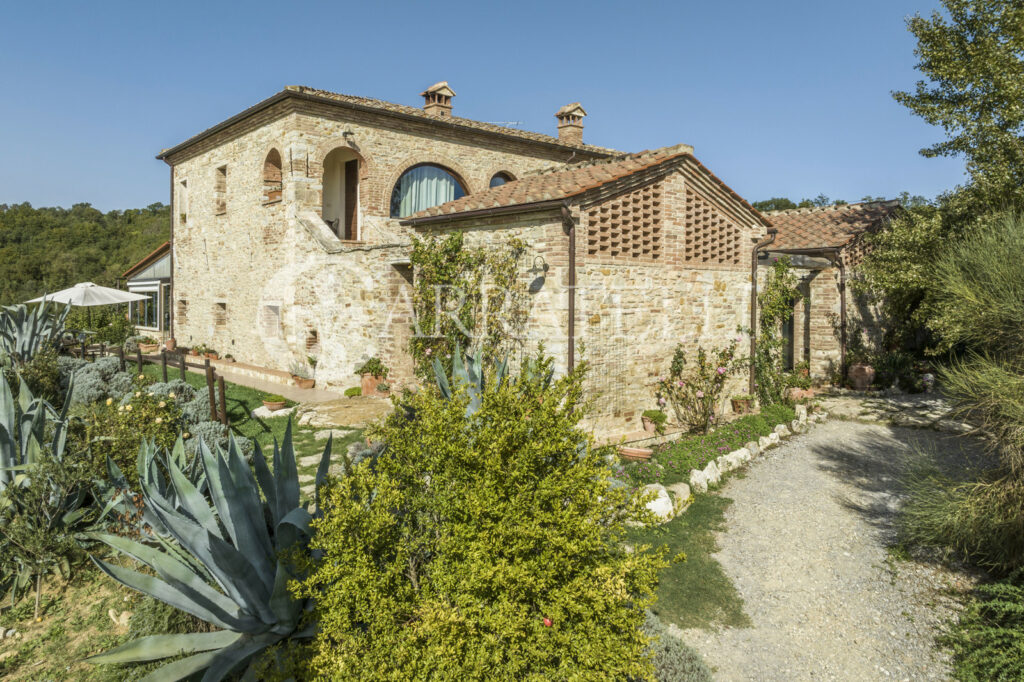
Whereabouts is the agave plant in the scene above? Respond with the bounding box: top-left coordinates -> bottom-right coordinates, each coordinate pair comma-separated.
0,375 -> 95,613
431,345 -> 509,417
0,301 -> 69,364
0,372 -> 73,495
96,436 -> 208,539
88,423 -> 335,680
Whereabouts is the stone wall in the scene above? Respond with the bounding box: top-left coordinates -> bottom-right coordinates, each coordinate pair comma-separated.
424,169 -> 758,439
168,101 -> 603,392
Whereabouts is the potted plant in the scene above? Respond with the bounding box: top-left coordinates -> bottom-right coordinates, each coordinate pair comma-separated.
355,357 -> 390,397
205,349 -> 219,360
165,338 -> 176,352
262,394 -> 287,412
137,336 -> 160,354
641,409 -> 667,434
847,350 -> 875,391
223,354 -> 235,363
190,343 -> 208,357
730,394 -> 755,414
290,359 -> 315,389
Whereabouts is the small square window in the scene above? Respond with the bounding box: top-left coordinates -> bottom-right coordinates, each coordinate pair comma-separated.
214,166 -> 227,215
213,302 -> 227,327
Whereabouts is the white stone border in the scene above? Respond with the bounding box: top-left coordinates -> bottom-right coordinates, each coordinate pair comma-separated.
639,404 -> 830,525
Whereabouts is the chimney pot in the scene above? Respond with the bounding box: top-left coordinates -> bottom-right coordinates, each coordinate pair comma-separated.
555,102 -> 587,145
421,81 -> 456,117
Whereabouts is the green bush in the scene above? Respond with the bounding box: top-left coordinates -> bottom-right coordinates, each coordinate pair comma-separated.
5,346 -> 61,403
353,356 -> 389,378
66,306 -> 135,346
84,389 -> 182,484
898,212 -> 1024,574
296,355 -> 666,679
942,569 -> 1024,681
641,610 -> 712,681
344,386 -> 361,398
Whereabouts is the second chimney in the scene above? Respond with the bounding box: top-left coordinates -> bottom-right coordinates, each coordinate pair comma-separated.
421,81 -> 455,116
555,103 -> 587,145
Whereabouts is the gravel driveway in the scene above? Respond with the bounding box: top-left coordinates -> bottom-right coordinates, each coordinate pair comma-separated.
679,419 -> 982,681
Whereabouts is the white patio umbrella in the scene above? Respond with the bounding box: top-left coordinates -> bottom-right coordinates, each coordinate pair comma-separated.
27,282 -> 149,307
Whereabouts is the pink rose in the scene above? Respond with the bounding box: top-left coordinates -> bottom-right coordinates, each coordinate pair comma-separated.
717,367 -> 726,375
677,380 -> 683,387
658,397 -> 666,406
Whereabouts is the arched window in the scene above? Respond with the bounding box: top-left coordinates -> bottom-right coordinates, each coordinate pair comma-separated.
390,164 -> 467,218
489,171 -> 514,188
262,149 -> 283,203
322,147 -> 361,240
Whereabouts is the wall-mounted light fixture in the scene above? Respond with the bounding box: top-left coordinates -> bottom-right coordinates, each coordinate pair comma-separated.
528,255 -> 549,293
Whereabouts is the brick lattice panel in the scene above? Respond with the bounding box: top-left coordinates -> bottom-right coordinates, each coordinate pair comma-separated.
683,189 -> 741,265
586,183 -> 663,262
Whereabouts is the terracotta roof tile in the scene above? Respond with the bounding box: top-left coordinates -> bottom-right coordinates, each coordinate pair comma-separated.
766,200 -> 901,250
403,145 -> 693,220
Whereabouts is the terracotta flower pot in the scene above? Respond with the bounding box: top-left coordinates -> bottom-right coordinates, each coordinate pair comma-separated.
361,373 -> 387,397
205,352 -> 219,360
292,376 -> 315,389
786,387 -> 816,401
848,363 -> 875,391
138,343 -> 159,354
165,338 -> 176,351
730,398 -> 752,414
641,416 -> 658,433
618,446 -> 653,461
262,400 -> 286,412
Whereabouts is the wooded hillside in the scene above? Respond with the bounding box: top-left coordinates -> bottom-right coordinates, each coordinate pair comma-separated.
0,202 -> 169,305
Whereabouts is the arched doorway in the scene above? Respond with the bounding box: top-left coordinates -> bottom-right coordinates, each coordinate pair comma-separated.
322,147 -> 361,240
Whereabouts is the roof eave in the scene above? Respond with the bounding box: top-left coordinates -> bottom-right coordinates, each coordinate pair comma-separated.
401,199 -> 565,227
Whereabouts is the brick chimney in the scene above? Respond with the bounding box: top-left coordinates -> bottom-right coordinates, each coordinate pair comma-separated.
555,103 -> 586,145
421,81 -> 455,116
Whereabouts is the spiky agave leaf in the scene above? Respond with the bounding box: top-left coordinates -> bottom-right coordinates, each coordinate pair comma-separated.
88,420 -> 332,681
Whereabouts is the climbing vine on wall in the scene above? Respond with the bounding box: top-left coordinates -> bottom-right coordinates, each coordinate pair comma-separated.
753,256 -> 803,406
408,232 -> 528,378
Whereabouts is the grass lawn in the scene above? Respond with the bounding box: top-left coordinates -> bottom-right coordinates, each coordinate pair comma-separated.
627,489 -> 750,631
0,567 -> 154,681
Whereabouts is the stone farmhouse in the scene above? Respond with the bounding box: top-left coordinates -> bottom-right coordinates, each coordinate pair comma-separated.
158,82 -> 887,438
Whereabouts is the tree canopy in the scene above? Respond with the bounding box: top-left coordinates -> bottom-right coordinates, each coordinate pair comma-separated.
0,202 -> 169,305
894,0 -> 1024,211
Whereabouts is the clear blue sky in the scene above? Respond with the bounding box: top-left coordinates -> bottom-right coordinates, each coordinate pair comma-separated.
0,0 -> 964,211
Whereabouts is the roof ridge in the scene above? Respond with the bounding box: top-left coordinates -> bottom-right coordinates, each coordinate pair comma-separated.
526,143 -> 694,177
287,85 -> 622,154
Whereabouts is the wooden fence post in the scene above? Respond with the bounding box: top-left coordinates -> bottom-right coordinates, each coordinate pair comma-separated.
117,346 -> 125,373
178,352 -> 186,382
81,340 -> 87,361
217,375 -> 228,426
160,351 -> 168,383
135,348 -> 143,376
205,361 -> 218,422
100,343 -> 106,358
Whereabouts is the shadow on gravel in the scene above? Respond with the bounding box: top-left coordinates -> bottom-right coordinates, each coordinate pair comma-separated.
808,425 -> 989,537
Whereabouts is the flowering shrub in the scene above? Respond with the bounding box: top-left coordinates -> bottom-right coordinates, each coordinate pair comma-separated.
85,389 -> 183,484
656,339 -> 742,433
